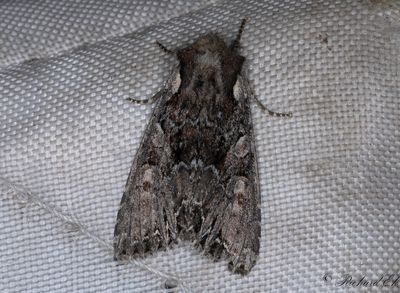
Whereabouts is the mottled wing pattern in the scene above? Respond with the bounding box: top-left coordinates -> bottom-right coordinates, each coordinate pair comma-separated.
196,75 -> 261,274
114,71 -> 261,275
114,69 -> 180,258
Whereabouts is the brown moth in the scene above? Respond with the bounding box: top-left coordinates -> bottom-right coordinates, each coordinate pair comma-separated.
114,19 -> 291,275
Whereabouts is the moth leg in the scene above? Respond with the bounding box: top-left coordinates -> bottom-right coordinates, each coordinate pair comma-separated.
126,90 -> 164,105
234,74 -> 292,117
156,41 -> 175,55
253,95 -> 293,117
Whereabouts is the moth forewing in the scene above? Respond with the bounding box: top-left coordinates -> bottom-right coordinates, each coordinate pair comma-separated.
114,20 -> 268,275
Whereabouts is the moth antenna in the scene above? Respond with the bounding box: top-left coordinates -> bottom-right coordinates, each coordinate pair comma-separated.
156,41 -> 175,55
231,18 -> 247,50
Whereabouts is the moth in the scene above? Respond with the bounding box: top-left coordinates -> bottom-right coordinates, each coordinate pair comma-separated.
114,19 -> 291,275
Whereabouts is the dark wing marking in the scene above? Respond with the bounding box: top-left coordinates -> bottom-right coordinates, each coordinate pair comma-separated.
114,68 -> 180,258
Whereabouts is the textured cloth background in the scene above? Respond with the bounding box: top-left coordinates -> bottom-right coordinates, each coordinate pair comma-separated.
1,0 -> 400,292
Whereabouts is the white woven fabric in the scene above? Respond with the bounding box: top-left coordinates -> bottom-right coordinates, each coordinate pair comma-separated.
1,0 -> 400,292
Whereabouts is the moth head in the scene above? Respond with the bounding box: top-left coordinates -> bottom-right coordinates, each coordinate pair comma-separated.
179,34 -> 241,74
190,34 -> 231,54
177,18 -> 247,65
175,19 -> 247,93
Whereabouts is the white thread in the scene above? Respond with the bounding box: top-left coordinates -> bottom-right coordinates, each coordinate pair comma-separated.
0,177 -> 192,293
